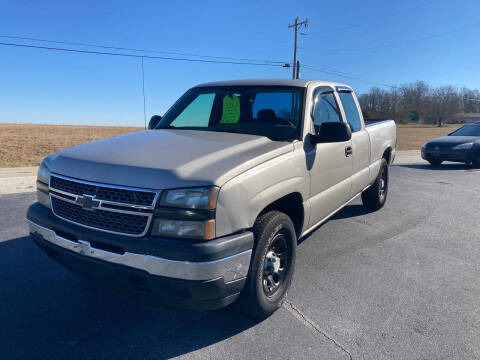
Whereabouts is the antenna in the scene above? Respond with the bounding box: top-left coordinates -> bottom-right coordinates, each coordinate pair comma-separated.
141,57 -> 146,130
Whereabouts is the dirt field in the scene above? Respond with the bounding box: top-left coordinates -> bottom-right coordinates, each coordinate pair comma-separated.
395,123 -> 461,151
0,123 -> 463,167
0,124 -> 141,167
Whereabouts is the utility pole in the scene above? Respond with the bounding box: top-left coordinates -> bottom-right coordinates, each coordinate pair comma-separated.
288,17 -> 308,79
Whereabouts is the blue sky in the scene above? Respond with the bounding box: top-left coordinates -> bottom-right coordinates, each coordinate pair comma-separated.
1,0 -> 479,126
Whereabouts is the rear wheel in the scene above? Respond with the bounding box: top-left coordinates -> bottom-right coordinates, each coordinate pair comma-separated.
362,158 -> 389,211
428,160 -> 443,166
472,152 -> 480,168
237,211 -> 296,319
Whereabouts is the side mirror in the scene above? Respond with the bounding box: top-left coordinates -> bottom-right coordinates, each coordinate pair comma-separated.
148,115 -> 162,130
310,122 -> 352,144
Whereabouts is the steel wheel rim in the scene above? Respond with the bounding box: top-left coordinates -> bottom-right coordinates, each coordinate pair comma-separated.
262,231 -> 289,297
379,167 -> 387,200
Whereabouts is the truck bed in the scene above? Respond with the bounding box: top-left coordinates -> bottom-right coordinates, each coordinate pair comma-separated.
365,120 -> 397,164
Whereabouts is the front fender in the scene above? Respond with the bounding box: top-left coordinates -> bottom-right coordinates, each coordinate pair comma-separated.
215,149 -> 308,237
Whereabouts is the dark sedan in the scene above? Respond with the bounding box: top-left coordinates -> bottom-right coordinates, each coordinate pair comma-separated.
421,123 -> 480,166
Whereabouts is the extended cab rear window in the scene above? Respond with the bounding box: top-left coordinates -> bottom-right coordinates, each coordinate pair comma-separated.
339,92 -> 362,132
156,86 -> 304,141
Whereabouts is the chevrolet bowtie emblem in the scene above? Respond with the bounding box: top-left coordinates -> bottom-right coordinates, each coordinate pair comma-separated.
76,194 -> 100,210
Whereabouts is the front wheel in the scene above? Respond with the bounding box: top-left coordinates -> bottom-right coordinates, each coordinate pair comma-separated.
237,211 -> 296,319
362,158 -> 389,211
428,160 -> 443,166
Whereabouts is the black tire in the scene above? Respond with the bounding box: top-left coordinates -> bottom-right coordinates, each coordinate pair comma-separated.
362,158 -> 389,211
428,160 -> 443,166
472,152 -> 480,168
237,211 -> 296,319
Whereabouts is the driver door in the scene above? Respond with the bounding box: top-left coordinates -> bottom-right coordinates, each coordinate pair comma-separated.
306,88 -> 353,227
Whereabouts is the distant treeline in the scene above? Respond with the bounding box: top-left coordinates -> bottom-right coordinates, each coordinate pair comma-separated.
358,81 -> 480,124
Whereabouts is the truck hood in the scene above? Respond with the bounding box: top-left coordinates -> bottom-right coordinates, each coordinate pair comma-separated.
44,129 -> 293,189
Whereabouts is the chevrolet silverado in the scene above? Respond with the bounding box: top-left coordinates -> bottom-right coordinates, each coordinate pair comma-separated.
27,79 -> 396,319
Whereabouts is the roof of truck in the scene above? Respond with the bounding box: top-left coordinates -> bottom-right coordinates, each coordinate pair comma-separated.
195,79 -> 351,89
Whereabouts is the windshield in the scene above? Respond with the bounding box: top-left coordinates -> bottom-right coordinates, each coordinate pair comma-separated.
449,125 -> 480,136
156,86 -> 304,141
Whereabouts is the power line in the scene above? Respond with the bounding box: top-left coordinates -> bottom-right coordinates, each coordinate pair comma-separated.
0,40 -> 399,89
0,35 -> 288,65
321,0 -> 441,34
300,21 -> 480,52
302,65 -> 398,89
0,37 -> 402,90
0,41 -> 285,67
291,1 -> 441,68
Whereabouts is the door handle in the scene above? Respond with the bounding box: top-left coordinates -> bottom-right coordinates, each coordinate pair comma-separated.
345,146 -> 353,157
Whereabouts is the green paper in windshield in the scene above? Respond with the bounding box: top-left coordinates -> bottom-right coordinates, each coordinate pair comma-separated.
220,95 -> 240,124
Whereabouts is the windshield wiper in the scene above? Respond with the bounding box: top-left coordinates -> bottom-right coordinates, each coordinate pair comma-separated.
207,128 -> 243,135
157,126 -> 290,141
157,126 -> 209,130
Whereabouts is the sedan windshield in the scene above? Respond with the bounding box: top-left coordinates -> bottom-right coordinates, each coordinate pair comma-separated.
450,125 -> 480,136
156,86 -> 304,141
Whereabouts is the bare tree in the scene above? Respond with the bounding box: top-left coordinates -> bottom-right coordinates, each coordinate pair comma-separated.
398,81 -> 429,122
424,86 -> 461,126
359,81 -> 475,125
460,88 -> 480,113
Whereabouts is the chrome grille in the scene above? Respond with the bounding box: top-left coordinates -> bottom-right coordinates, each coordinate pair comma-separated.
49,174 -> 158,237
50,175 -> 156,206
51,197 -> 149,235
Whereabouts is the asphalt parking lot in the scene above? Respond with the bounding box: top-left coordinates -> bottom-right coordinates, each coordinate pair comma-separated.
1,163 -> 479,360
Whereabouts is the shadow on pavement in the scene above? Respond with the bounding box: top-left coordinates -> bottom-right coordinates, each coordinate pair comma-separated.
397,163 -> 478,171
330,204 -> 371,220
298,203 -> 370,245
0,235 -> 259,360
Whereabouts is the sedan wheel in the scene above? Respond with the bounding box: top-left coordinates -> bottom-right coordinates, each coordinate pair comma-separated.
473,153 -> 480,168
428,160 -> 443,166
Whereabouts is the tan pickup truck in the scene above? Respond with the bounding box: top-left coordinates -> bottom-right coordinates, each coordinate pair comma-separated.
28,79 -> 396,318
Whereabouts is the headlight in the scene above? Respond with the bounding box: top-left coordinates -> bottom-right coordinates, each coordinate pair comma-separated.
152,186 -> 219,240
159,186 -> 219,209
36,161 -> 51,209
452,142 -> 474,150
37,161 -> 50,184
151,218 -> 215,240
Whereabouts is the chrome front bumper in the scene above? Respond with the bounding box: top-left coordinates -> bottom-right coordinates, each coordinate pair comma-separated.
28,220 -> 252,282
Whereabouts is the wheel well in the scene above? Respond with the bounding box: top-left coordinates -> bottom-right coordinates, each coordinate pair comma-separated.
383,147 -> 392,165
258,193 -> 304,238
